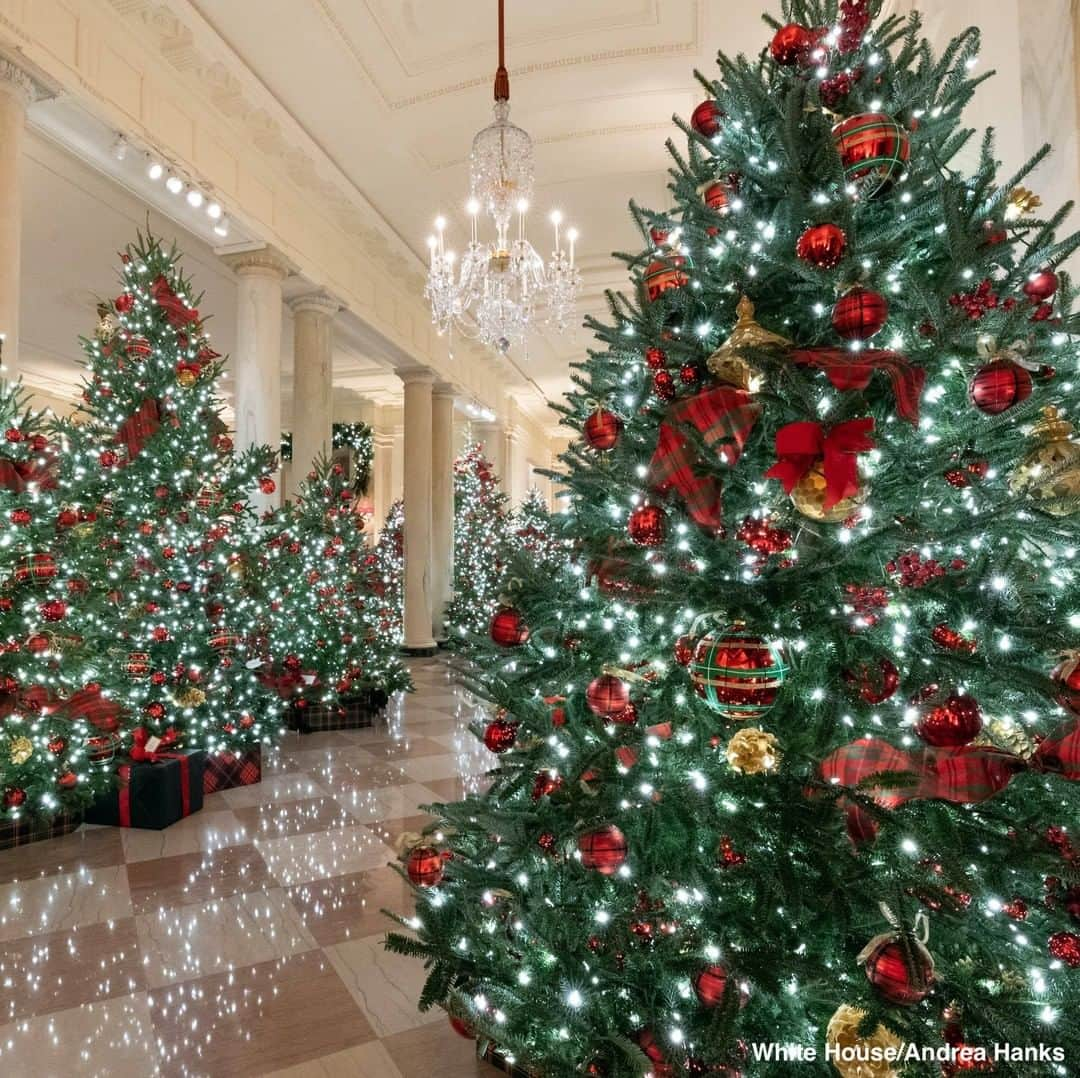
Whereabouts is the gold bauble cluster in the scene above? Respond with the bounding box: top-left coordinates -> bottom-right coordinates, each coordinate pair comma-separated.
825,1004 -> 904,1078
725,727 -> 780,774
1009,407 -> 1080,516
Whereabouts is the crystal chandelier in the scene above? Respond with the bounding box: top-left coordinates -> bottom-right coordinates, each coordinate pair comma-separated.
425,0 -> 581,355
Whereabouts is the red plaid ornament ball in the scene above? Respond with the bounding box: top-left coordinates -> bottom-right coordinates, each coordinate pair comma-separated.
586,673 -> 630,717
406,845 -> 444,887
916,691 -> 982,747
690,99 -> 723,138
125,652 -> 151,678
578,824 -> 627,875
583,409 -> 622,452
483,718 -> 518,754
628,503 -> 666,546
489,606 -> 529,647
862,935 -> 934,1005
13,553 -> 57,586
969,359 -> 1032,415
644,256 -> 690,303
693,963 -> 728,1007
690,625 -> 788,720
832,287 -> 888,340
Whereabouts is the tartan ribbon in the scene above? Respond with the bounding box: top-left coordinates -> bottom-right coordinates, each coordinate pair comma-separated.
765,418 -> 875,510
116,398 -> 160,459
150,275 -> 200,328
647,386 -> 761,531
791,348 -> 925,424
819,719 -> 1080,809
62,684 -> 121,731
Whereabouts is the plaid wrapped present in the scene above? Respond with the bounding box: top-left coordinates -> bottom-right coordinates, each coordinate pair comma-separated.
203,746 -> 262,794
289,688 -> 389,734
86,750 -> 205,829
0,811 -> 81,851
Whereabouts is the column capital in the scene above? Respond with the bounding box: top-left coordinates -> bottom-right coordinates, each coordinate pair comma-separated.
220,245 -> 293,280
287,290 -> 342,318
0,51 -> 53,108
397,366 -> 436,387
432,382 -> 457,400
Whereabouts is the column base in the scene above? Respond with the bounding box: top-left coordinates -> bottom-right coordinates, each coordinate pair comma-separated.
401,644 -> 439,657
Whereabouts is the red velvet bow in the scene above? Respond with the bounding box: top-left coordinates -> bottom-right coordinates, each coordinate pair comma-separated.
0,453 -> 58,492
765,418 -> 875,510
130,724 -> 180,762
151,275 -> 200,328
116,398 -> 160,460
791,349 -> 926,425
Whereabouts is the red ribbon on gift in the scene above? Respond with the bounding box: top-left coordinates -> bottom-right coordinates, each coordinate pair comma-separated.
765,418 -> 875,510
819,720 -> 1080,811
122,727 -> 191,824
151,275 -> 200,328
116,398 -> 160,459
647,386 -> 761,531
791,349 -> 926,425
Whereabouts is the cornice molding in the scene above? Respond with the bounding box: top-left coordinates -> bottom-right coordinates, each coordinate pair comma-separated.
287,291 -> 342,317
0,49 -> 56,106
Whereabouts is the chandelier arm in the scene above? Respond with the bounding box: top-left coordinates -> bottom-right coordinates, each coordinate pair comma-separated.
493,0 -> 509,101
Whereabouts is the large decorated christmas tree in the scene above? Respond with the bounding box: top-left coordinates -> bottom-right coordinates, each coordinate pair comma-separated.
390,2 -> 1080,1075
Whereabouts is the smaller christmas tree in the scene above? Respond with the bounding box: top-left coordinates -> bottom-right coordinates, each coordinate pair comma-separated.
366,499 -> 404,644
259,458 -> 411,713
444,443 -> 511,639
0,382 -> 117,820
510,487 -> 565,574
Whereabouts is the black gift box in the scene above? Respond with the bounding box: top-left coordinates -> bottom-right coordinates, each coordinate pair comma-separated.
86,750 -> 205,829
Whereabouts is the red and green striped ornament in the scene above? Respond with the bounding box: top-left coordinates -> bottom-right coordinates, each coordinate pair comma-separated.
690,623 -> 788,720
832,111 -> 911,195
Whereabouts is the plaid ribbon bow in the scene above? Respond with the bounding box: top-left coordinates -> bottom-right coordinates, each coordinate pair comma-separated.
116,398 -> 161,459
765,417 -> 875,510
151,275 -> 200,328
791,349 -> 925,424
647,386 -> 761,532
0,452 -> 58,492
819,720 -> 1080,809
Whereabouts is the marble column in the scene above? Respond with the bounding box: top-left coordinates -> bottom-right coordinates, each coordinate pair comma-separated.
0,57 -> 38,375
287,291 -> 339,497
371,419 -> 396,544
399,368 -> 436,654
430,385 -> 456,641
221,247 -> 290,511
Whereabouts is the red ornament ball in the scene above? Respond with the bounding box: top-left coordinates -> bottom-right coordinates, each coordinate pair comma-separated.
832,287 -> 888,340
259,476 -> 276,495
694,963 -> 728,1007
448,1015 -> 474,1039
1023,270 -> 1058,303
770,22 -> 813,65
796,223 -> 847,269
842,657 -> 900,705
969,359 -> 1032,415
4,427 -> 23,443
114,293 -> 134,313
701,180 -> 730,214
691,99 -> 723,138
586,674 -> 630,718
27,634 -> 50,654
644,256 -> 690,304
39,599 -> 67,623
578,824 -> 628,875
652,370 -> 676,401
690,626 -> 787,720
1049,931 -> 1080,968
583,409 -> 623,452
628,503 -> 666,547
490,607 -> 530,647
483,718 -> 518,754
406,845 -> 444,887
679,363 -> 700,385
645,347 -> 667,370
99,450 -> 119,468
48,736 -> 67,755
864,936 -> 935,1005
832,112 -> 911,191
10,508 -> 31,526
3,787 -> 27,808
917,691 -> 982,747
57,771 -> 77,789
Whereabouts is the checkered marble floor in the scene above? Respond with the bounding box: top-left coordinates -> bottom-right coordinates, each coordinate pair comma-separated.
0,658 -> 503,1077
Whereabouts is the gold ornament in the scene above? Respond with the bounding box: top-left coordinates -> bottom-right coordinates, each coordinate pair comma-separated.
226,559 -> 245,580
1009,407 -> 1080,516
790,464 -> 868,523
725,727 -> 780,775
174,687 -> 207,709
1005,186 -> 1042,221
825,1004 -> 904,1078
986,718 -> 1037,759
706,295 -> 790,391
95,303 -> 119,343
177,369 -> 197,388
8,736 -> 33,765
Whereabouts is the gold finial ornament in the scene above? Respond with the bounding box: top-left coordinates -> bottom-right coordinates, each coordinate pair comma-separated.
1005,186 -> 1042,221
706,296 -> 790,391
1009,407 -> 1080,516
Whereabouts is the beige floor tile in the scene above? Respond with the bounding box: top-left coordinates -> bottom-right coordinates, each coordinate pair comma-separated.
324,934 -> 444,1038
135,886 -> 317,988
126,843 -> 274,914
221,772 -> 331,809
0,991 -> 160,1077
382,1021 -> 502,1078
0,864 -> 132,943
121,808 -> 252,863
263,1041 -> 404,1078
335,782 -> 444,824
0,825 -> 125,886
398,751 -> 494,784
256,824 -> 395,886
232,795 -> 360,840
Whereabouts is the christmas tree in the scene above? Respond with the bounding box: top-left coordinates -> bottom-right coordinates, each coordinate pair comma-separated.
258,457 -> 410,710
511,487 -> 566,574
389,3 -> 1080,1074
0,382 -> 119,819
367,499 -> 405,644
56,233 -> 282,757
444,442 -> 511,639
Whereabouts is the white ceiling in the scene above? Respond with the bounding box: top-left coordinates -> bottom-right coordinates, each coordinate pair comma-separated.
184,0 -> 769,401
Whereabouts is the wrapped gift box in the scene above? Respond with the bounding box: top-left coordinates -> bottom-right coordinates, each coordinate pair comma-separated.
478,1040 -> 542,1077
0,811 -> 81,852
86,750 -> 205,829
289,687 -> 389,734
203,746 -> 261,794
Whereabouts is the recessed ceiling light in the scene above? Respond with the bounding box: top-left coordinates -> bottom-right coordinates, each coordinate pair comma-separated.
186,189 -> 204,208
165,175 -> 183,195
147,161 -> 164,181
206,202 -> 223,220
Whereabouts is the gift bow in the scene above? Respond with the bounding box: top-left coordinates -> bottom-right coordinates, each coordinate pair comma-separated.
818,719 -> 1080,810
765,418 -> 875,510
648,386 -> 761,531
791,349 -> 925,425
129,724 -> 180,762
116,398 -> 161,459
151,275 -> 200,327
